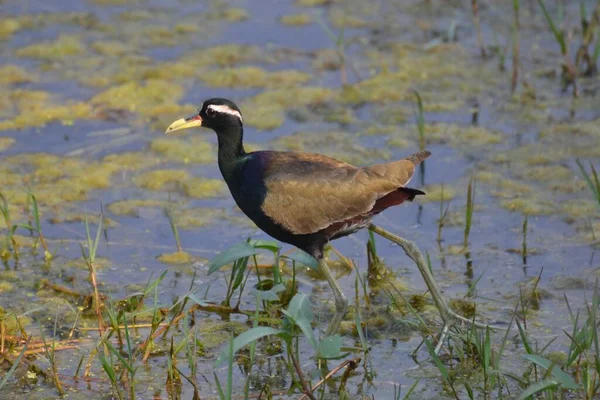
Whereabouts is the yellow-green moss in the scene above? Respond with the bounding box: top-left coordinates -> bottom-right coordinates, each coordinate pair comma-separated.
102,152 -> 160,171
0,18 -> 23,38
515,165 -> 573,182
208,8 -> 249,22
418,184 -> 457,203
0,89 -> 93,131
182,178 -> 226,199
182,44 -> 261,68
170,207 -> 224,230
91,79 -> 184,115
150,136 -> 214,164
133,169 -> 191,191
0,65 -> 34,84
280,13 -> 312,26
107,199 -> 172,217
17,35 -> 85,59
500,197 -> 556,215
0,137 -> 15,152
91,40 -> 133,56
198,67 -> 311,88
157,251 -> 194,264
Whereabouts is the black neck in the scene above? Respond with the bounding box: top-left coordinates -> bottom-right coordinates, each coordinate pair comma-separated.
216,123 -> 246,183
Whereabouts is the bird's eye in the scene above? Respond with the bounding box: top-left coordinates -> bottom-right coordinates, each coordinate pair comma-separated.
206,108 -> 216,118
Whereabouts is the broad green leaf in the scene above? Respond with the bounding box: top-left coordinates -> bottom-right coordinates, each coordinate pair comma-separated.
518,378 -> 558,400
281,293 -> 317,350
214,327 -> 281,367
253,283 -> 286,301
522,354 -> 579,389
317,335 -> 343,359
207,242 -> 262,275
247,239 -> 281,252
283,250 -> 318,270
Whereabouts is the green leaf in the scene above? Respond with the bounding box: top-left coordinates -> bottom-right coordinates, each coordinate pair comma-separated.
518,378 -> 559,400
281,293 -> 318,350
186,293 -> 210,307
207,242 -> 262,275
317,335 -> 343,359
424,338 -> 450,382
247,239 -> 281,252
214,327 -> 281,367
231,257 -> 249,292
105,340 -> 134,374
522,354 -> 579,389
283,250 -> 318,270
253,283 -> 286,301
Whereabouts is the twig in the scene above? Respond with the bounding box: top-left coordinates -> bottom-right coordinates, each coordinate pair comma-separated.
290,351 -> 316,400
298,357 -> 361,400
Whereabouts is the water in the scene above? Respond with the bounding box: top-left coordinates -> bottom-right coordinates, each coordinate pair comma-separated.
0,0 -> 599,398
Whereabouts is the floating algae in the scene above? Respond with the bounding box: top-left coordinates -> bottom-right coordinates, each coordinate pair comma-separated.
91,79 -> 184,115
198,67 -> 311,89
132,169 -> 191,191
280,13 -> 312,26
150,136 -> 214,164
157,251 -> 194,265
182,178 -> 226,199
417,184 -> 457,203
206,8 -> 249,22
514,165 -> 573,182
0,65 -> 34,84
16,35 -> 85,60
0,137 -> 15,152
0,89 -> 93,131
107,199 -> 173,217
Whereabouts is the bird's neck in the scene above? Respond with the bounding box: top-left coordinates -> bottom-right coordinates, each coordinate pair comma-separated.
216,125 -> 246,182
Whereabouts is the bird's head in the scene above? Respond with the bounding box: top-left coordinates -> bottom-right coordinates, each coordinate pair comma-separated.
165,98 -> 243,135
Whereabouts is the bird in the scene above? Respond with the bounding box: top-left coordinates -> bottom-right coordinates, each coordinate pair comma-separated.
166,98 -> 431,335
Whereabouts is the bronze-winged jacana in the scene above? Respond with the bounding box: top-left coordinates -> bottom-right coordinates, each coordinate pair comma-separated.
166,98 -> 466,336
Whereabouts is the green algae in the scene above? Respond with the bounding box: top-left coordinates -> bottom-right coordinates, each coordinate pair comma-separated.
107,199 -> 172,217
280,13 -> 312,26
0,137 -> 15,152
515,165 -> 573,182
91,79 -> 184,115
150,136 -> 214,164
170,207 -> 225,230
157,251 -> 194,265
133,169 -> 191,191
329,7 -> 368,28
199,320 -> 248,349
424,123 -> 504,147
417,185 -> 457,203
198,67 -> 311,89
182,178 -> 226,199
17,35 -> 85,60
0,18 -> 24,38
182,44 -> 262,68
207,8 -> 249,22
102,151 -> 161,171
91,40 -> 133,56
0,65 -> 34,84
500,197 -> 557,215
0,89 -> 93,131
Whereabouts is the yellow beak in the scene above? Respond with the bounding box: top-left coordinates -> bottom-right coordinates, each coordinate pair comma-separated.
165,115 -> 203,134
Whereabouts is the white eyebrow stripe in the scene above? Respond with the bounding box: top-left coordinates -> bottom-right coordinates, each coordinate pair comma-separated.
208,105 -> 243,121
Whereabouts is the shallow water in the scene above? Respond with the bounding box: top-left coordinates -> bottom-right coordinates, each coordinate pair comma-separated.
1,0 -> 599,398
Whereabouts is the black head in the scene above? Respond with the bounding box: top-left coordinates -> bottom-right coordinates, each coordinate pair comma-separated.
165,98 -> 243,135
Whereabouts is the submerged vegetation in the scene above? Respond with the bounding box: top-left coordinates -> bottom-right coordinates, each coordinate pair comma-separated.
1,0 -> 600,399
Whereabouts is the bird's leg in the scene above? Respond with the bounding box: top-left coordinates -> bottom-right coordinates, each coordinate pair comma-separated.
318,258 -> 348,336
368,224 -> 499,330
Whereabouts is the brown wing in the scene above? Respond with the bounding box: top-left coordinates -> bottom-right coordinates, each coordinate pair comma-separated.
261,151 -> 428,235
